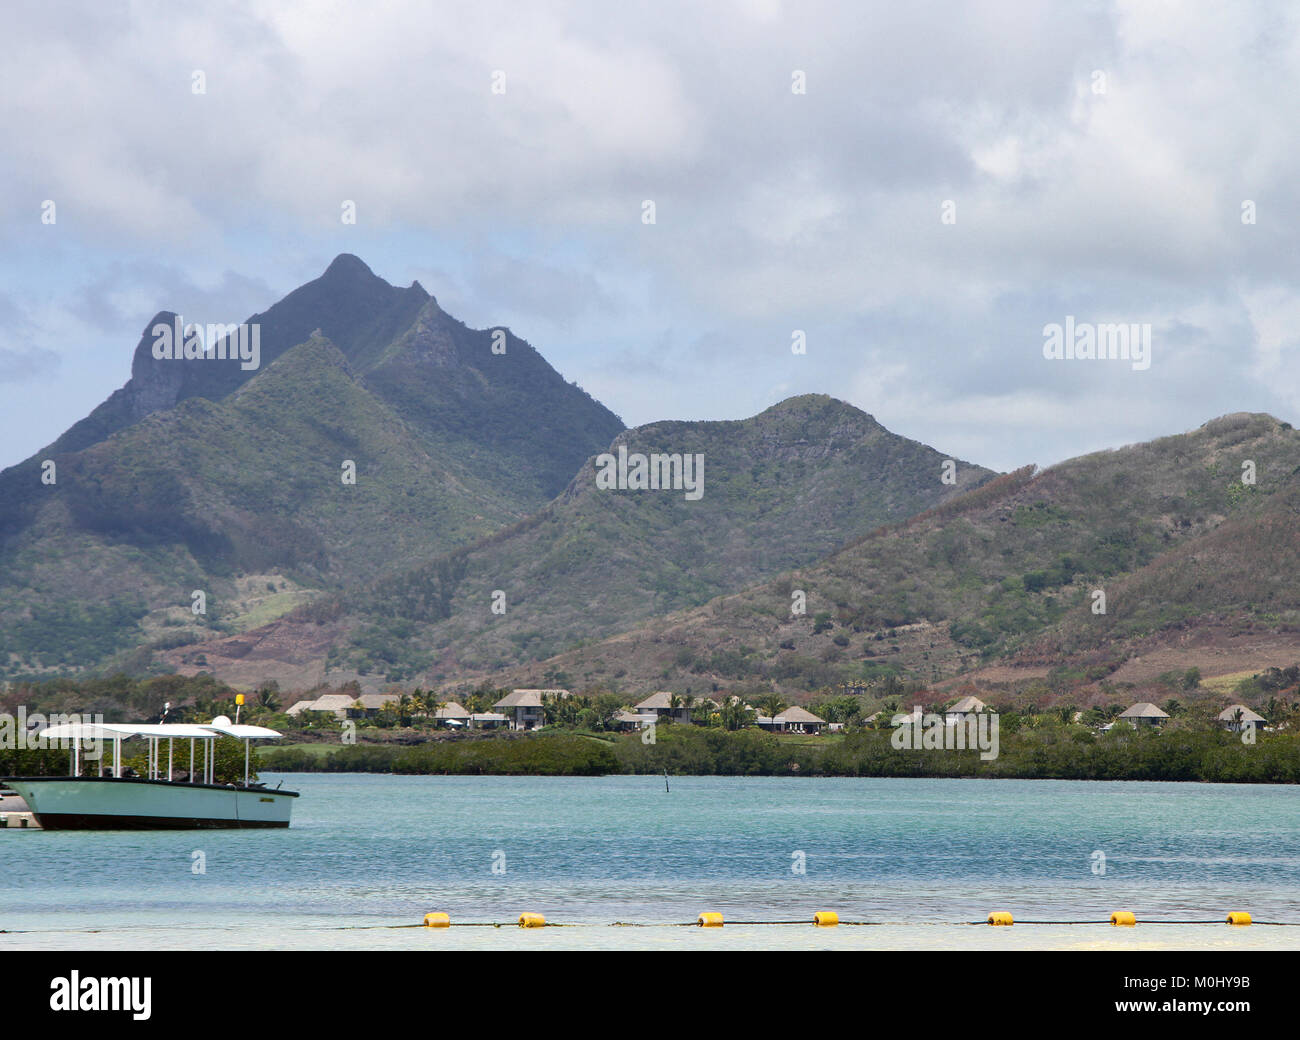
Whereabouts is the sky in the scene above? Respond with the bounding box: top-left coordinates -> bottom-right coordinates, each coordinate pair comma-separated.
1,0 -> 1298,473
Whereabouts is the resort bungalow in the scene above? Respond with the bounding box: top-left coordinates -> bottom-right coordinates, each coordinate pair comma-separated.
492,689 -> 569,731
772,706 -> 827,734
889,707 -> 924,728
433,701 -> 472,728
349,693 -> 396,718
633,691 -> 692,725
613,710 -> 659,733
1117,702 -> 1170,728
1217,704 -> 1266,732
285,694 -> 356,720
470,712 -> 509,730
944,695 -> 987,723
755,706 -> 828,734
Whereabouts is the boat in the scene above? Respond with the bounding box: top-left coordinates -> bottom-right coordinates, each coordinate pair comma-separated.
2,716 -> 298,830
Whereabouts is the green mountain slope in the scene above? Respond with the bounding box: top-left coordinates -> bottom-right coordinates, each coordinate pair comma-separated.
477,413 -> 1300,696
0,257 -> 624,676
174,394 -> 997,684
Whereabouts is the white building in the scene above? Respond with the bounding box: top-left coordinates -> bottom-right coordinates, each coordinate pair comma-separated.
633,691 -> 692,725
772,706 -> 827,734
1216,704 -> 1265,732
492,689 -> 568,730
284,693 -> 356,719
1117,702 -> 1170,727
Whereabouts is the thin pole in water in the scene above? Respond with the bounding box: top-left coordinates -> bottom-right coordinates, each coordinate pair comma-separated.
664,769 -> 669,793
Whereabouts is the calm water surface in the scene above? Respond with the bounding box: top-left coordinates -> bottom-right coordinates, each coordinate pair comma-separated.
2,774 -> 1298,950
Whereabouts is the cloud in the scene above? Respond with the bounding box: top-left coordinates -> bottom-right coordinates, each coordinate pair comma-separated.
1,0 -> 1299,471
0,345 -> 60,383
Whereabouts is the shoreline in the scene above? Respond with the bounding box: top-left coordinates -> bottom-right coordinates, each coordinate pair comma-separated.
3,919 -> 1295,953
255,726 -> 1300,784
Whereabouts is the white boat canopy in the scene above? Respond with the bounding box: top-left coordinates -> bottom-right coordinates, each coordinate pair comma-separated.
38,717 -> 283,786
203,721 -> 284,739
40,722 -> 221,741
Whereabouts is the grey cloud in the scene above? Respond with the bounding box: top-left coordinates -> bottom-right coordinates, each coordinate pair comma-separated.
2,0 -> 1300,472
0,345 -> 60,383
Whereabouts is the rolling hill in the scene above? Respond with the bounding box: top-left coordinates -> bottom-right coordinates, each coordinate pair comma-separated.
472,413 -> 1300,700
164,395 -> 997,685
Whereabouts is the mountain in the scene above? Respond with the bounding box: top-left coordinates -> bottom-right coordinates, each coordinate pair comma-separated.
165,394 -> 997,686
469,412 -> 1300,698
0,256 -> 624,676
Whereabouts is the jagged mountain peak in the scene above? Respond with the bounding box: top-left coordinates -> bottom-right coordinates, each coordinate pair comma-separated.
0,257 -> 629,679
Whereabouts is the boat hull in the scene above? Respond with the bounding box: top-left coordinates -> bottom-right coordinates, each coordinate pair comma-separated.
2,777 -> 297,830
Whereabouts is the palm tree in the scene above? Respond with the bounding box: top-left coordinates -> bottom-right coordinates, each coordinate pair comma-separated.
720,698 -> 754,731
257,684 -> 281,712
410,688 -> 428,727
757,693 -> 786,720
1282,699 -> 1300,730
421,690 -> 446,728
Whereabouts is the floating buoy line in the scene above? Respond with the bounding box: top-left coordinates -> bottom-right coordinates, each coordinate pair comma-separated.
378,909 -> 1276,929
1,911 -> 1283,937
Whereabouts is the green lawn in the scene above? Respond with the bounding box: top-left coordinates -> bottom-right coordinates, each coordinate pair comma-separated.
258,742 -> 335,761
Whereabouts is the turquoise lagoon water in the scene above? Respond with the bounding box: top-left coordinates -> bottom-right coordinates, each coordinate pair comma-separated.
2,774 -> 1298,950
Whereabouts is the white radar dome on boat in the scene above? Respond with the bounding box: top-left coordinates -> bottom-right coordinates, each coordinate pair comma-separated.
211,715 -> 233,727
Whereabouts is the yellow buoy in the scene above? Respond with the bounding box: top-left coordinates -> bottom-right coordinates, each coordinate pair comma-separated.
696,912 -> 724,927
987,912 -> 1013,926
1110,911 -> 1136,926
517,913 -> 546,928
1226,912 -> 1252,926
422,912 -> 450,928
813,911 -> 839,927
